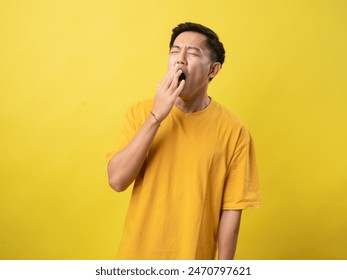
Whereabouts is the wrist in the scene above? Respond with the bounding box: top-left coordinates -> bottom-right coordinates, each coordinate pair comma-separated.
149,111 -> 161,126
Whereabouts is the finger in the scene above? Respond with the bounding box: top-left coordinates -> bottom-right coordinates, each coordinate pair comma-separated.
163,64 -> 183,89
160,65 -> 178,88
172,79 -> 185,98
169,68 -> 183,90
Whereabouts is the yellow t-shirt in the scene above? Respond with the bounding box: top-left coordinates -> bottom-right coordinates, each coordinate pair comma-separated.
110,98 -> 261,260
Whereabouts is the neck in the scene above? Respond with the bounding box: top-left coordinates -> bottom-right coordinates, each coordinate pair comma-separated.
175,94 -> 211,113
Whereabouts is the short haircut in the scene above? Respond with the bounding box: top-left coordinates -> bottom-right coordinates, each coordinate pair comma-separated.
169,22 -> 225,65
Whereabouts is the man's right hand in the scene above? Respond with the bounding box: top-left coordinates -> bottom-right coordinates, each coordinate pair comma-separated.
151,64 -> 186,123
108,65 -> 185,192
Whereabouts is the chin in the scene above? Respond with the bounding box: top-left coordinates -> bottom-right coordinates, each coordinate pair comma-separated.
178,93 -> 193,102
178,90 -> 189,98
179,85 -> 190,96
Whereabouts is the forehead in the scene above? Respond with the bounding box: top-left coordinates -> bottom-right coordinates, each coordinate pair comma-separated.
172,31 -> 208,49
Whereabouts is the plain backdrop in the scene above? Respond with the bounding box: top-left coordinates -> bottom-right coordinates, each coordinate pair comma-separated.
1,0 -> 346,259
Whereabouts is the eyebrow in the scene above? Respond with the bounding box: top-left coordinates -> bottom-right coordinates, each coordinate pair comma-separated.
171,45 -> 203,53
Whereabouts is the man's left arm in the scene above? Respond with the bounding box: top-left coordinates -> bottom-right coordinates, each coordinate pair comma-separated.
218,209 -> 242,260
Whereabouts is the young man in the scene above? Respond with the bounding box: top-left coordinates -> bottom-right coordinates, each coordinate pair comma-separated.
107,22 -> 261,260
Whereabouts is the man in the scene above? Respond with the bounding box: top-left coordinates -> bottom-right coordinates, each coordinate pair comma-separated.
107,22 -> 261,260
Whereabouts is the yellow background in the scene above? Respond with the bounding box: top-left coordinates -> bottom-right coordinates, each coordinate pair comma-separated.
1,0 -> 346,259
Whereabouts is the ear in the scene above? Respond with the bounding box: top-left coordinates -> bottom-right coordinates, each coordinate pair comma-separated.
209,62 -> 222,80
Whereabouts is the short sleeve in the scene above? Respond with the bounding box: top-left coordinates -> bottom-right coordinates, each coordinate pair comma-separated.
106,105 -> 138,162
222,126 -> 262,210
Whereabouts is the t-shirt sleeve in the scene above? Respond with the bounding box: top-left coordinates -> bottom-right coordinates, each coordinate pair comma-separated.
222,126 -> 262,210
106,104 -> 138,162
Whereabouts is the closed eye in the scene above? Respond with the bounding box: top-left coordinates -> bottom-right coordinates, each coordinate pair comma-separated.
170,46 -> 180,54
188,51 -> 199,56
187,46 -> 202,56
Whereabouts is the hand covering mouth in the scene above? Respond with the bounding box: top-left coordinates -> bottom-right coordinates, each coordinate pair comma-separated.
178,72 -> 186,82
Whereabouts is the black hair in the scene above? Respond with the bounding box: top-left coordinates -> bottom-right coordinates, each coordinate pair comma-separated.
169,22 -> 225,65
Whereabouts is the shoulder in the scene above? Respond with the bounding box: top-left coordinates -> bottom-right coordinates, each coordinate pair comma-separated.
210,100 -> 253,148
211,99 -> 248,131
128,98 -> 153,112
126,99 -> 153,119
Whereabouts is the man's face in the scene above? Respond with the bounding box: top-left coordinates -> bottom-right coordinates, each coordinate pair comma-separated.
168,31 -> 216,99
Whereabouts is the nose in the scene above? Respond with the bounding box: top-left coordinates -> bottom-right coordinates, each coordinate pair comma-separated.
176,50 -> 187,65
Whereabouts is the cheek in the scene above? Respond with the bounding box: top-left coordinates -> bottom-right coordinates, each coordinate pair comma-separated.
167,56 -> 176,68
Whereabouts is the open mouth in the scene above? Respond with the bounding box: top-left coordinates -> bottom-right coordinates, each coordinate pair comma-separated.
178,72 -> 186,82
